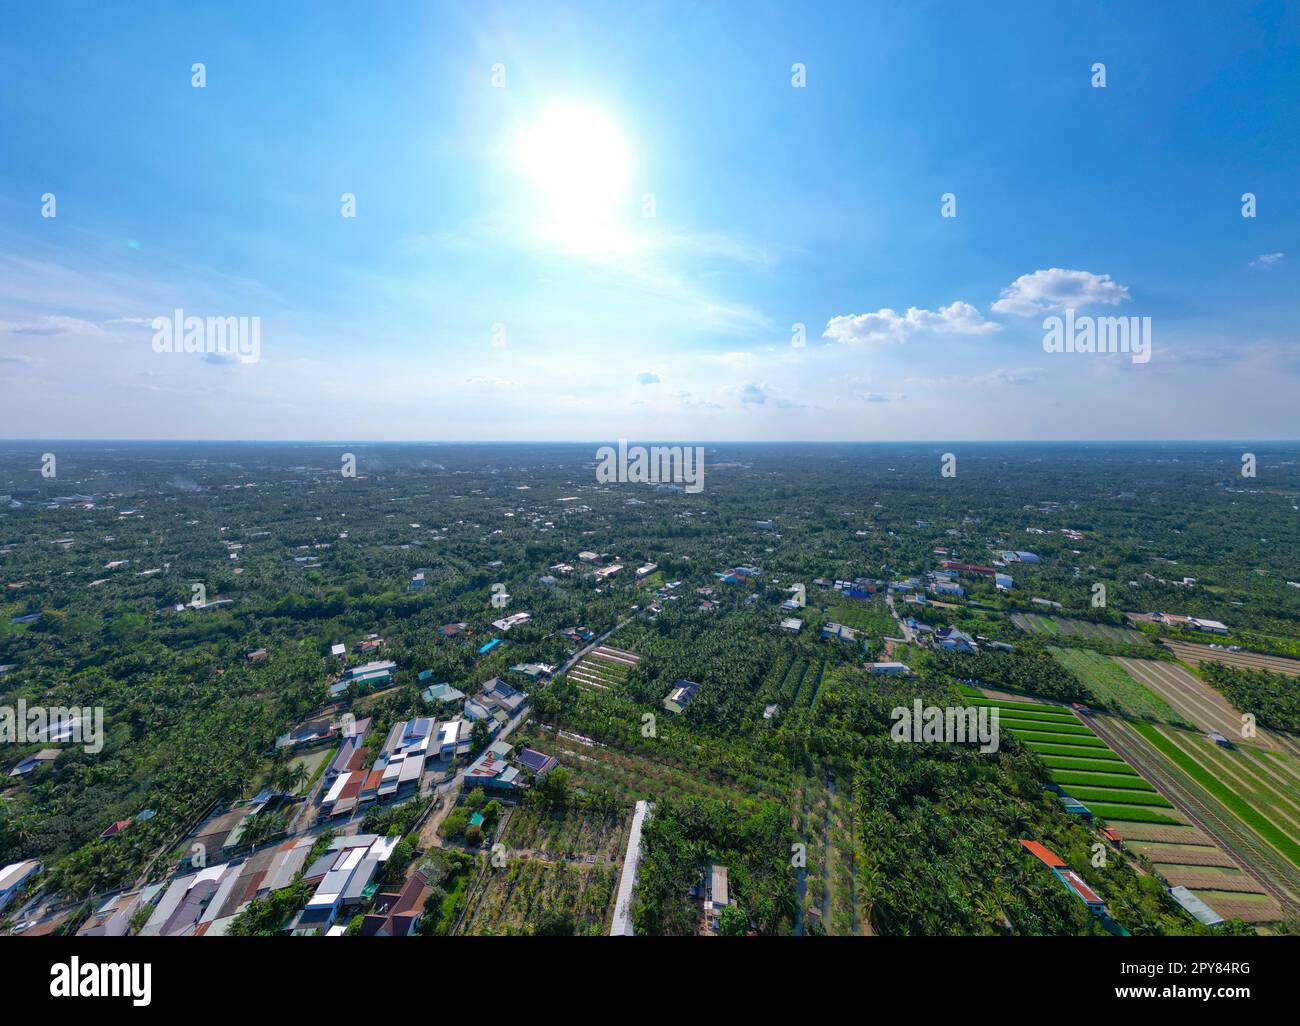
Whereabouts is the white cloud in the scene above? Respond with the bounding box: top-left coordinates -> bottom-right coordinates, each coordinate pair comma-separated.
0,315 -> 104,336
823,301 -> 998,345
862,392 -> 905,403
637,371 -> 660,384
1250,252 -> 1284,269
991,268 -> 1130,316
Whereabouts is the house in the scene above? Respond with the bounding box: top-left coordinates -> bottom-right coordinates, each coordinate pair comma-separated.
780,617 -> 803,633
868,662 -> 909,675
491,612 -> 531,632
275,715 -> 335,750
663,679 -> 701,714
247,648 -> 268,663
516,748 -> 559,776
704,864 -> 731,933
76,889 -> 143,937
594,564 -> 623,580
330,659 -> 396,697
930,581 -> 964,597
8,748 -> 60,777
995,573 -> 1013,590
373,717 -> 435,800
422,682 -> 466,705
578,551 -> 601,563
510,662 -> 554,682
1189,617 -> 1229,634
0,859 -> 41,912
99,819 -> 132,840
409,572 -> 425,591
636,563 -> 658,578
361,869 -> 431,936
464,739 -> 521,791
821,622 -> 860,644
478,638 -> 502,655
438,718 -> 470,757
1019,839 -> 1106,914
934,626 -> 978,653
439,622 -> 470,637
330,643 -> 347,659
763,704 -> 780,720
296,835 -> 400,933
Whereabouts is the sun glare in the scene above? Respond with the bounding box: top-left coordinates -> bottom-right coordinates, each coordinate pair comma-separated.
516,104 -> 631,251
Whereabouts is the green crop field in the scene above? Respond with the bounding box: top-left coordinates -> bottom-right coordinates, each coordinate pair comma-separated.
1048,647 -> 1183,723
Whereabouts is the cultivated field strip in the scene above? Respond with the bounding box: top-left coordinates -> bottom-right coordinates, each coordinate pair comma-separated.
1164,639 -> 1300,678
1130,844 -> 1240,868
1093,713 -> 1300,915
1011,612 -> 1147,644
566,646 -> 639,692
1109,822 -> 1211,845
1156,868 -> 1269,893
1116,657 -> 1284,750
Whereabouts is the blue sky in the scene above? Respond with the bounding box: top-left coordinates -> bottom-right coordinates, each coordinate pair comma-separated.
0,0 -> 1296,440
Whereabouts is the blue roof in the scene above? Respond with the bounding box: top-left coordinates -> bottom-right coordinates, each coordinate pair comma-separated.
479,639 -> 502,654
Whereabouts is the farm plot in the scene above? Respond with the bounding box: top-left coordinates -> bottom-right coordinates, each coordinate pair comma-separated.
1048,647 -> 1184,723
567,645 -> 639,692
972,697 -> 1178,823
1118,657 -> 1288,751
1164,639 -> 1300,679
528,734 -> 765,805
1131,723 -> 1300,873
978,694 -> 1281,922
457,843 -> 621,935
1013,613 -> 1146,645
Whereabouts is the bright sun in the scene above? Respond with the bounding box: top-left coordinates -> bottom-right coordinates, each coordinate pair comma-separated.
516,105 -> 631,250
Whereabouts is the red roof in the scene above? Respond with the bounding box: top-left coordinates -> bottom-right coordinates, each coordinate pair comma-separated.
1100,826 -> 1122,842
1019,839 -> 1066,869
1059,869 -> 1104,906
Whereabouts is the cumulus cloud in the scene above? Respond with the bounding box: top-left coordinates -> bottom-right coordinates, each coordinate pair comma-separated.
991,268 -> 1130,316
637,372 -> 660,384
1250,252 -> 1284,269
823,301 -> 998,345
736,382 -> 767,405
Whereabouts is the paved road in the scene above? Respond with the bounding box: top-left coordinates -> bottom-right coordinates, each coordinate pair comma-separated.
885,593 -> 916,644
